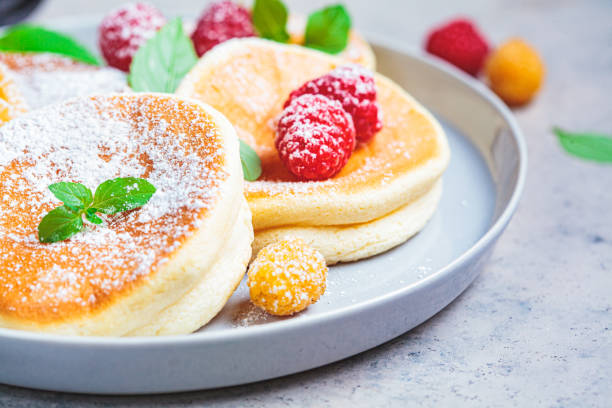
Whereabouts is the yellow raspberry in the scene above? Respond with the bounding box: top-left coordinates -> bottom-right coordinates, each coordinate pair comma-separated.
485,38 -> 545,106
247,238 -> 327,316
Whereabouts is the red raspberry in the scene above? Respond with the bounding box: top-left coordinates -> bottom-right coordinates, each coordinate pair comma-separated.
99,2 -> 166,72
425,18 -> 490,76
276,94 -> 356,181
285,65 -> 382,143
191,1 -> 256,57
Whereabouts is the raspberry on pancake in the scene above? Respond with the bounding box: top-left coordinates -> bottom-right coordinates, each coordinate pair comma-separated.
176,39 -> 450,264
285,65 -> 383,143
276,94 -> 356,181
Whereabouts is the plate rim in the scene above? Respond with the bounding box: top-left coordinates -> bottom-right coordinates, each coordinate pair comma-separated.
0,23 -> 527,347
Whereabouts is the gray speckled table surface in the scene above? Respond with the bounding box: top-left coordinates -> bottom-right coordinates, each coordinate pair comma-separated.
1,0 -> 611,406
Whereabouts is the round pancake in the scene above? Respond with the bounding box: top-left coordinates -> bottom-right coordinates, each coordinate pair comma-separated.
176,38 -> 450,231
129,200 -> 252,336
0,62 -> 27,124
252,181 -> 441,265
0,52 -> 126,111
287,14 -> 376,70
0,93 -> 250,336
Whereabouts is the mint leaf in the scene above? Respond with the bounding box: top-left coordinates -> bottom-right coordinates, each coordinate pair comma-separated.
0,25 -> 100,65
252,0 -> 290,43
128,18 -> 198,93
93,177 -> 156,214
38,205 -> 84,243
85,208 -> 103,225
240,140 -> 262,181
554,127 -> 612,163
38,178 -> 156,243
48,182 -> 93,210
304,4 -> 351,54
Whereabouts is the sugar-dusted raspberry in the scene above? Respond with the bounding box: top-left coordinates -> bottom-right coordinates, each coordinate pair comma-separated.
191,1 -> 256,57
248,238 -> 328,316
485,38 -> 545,106
276,94 -> 356,181
425,18 -> 490,76
284,65 -> 383,143
99,2 -> 166,72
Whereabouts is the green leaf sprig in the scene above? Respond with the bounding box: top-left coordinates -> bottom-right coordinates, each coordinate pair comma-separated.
251,1 -> 351,54
126,18 -> 262,181
240,140 -> 262,181
128,17 -> 198,93
38,178 -> 156,243
553,127 -> 612,163
252,0 -> 290,43
304,4 -> 351,54
0,25 -> 100,65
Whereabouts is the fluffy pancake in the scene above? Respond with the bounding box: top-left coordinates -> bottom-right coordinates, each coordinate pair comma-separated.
0,52 -> 126,111
287,14 -> 376,70
0,62 -> 27,124
129,200 -> 252,335
253,181 -> 441,265
0,93 -> 251,336
177,38 -> 449,263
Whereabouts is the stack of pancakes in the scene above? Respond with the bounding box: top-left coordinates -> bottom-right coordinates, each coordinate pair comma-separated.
0,93 -> 252,336
0,32 -> 448,336
177,39 -> 450,264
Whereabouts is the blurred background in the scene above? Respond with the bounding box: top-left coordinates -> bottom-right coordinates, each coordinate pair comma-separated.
19,0 -> 611,132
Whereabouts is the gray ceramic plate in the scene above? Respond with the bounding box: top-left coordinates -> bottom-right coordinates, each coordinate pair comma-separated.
0,20 -> 526,394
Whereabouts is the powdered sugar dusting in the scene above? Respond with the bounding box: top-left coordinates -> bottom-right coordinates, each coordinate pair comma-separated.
0,63 -> 27,119
275,94 -> 355,181
99,2 -> 166,69
245,76 -> 435,197
12,68 -> 127,110
247,238 -> 327,315
246,153 -> 392,195
232,301 -> 274,327
285,64 -> 383,143
0,52 -> 128,110
0,94 -> 227,321
179,39 -> 438,214
191,0 -> 256,56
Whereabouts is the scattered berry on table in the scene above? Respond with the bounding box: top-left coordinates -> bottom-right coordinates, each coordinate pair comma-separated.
485,38 -> 545,106
248,238 -> 328,316
285,65 -> 383,143
99,2 -> 166,72
425,18 -> 490,76
276,94 -> 356,181
191,0 -> 256,57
